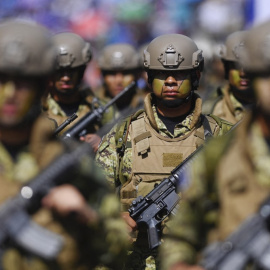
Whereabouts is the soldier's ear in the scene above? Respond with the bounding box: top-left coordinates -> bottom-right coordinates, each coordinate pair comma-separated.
147,82 -> 153,91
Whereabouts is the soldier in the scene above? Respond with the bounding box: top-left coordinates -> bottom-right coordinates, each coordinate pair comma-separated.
95,34 -> 233,270
95,43 -> 144,122
0,19 -> 129,270
160,21 -> 270,270
202,30 -> 255,124
43,32 -> 104,151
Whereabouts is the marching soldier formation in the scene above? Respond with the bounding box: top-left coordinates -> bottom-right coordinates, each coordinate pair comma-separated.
0,14 -> 270,270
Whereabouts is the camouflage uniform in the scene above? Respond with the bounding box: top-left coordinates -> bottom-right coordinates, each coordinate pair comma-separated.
96,92 -> 233,270
160,112 -> 270,269
0,115 -> 129,270
202,84 -> 245,124
43,31 -> 114,136
43,86 -> 111,135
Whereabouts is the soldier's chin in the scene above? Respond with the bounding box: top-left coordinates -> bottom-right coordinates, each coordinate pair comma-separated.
159,98 -> 187,108
231,86 -> 255,104
0,104 -> 41,129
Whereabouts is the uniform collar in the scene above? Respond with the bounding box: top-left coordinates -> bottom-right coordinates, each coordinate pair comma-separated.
143,93 -> 203,137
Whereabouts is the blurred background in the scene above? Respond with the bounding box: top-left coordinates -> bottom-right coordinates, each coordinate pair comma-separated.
0,0 -> 270,91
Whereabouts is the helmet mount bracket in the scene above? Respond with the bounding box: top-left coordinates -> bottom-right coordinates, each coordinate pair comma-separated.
158,44 -> 184,68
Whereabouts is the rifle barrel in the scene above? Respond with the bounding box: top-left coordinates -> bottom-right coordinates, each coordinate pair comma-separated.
53,113 -> 78,136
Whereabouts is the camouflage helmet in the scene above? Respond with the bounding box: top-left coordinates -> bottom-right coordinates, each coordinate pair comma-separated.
98,43 -> 139,71
0,19 -> 56,76
53,32 -> 92,69
144,34 -> 204,71
220,31 -> 247,62
240,20 -> 270,74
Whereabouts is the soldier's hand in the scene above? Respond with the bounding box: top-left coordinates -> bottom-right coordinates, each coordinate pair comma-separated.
80,133 -> 101,152
121,212 -> 137,233
42,184 -> 98,224
169,263 -> 205,270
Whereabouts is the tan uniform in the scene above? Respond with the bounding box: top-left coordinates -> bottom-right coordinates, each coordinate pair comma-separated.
160,113 -> 270,269
0,115 -> 129,270
96,93 -> 233,270
202,85 -> 245,124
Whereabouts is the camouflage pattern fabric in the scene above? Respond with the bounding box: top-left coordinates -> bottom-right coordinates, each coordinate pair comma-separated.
0,116 -> 129,270
160,113 -> 270,270
202,85 -> 245,124
43,89 -> 111,135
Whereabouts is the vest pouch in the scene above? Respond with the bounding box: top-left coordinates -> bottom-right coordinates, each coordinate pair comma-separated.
137,178 -> 163,199
120,177 -> 139,211
120,175 -> 164,211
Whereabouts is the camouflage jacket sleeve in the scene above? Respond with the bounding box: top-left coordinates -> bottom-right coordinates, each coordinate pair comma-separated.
86,192 -> 130,269
95,125 -> 119,189
73,150 -> 130,269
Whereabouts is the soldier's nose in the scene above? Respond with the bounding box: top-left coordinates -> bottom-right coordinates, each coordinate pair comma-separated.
164,76 -> 178,85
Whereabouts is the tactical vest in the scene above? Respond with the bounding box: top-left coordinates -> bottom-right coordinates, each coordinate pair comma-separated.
116,111 -> 225,211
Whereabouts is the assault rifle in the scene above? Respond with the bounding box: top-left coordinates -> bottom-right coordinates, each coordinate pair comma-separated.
0,141 -> 104,262
200,196 -> 270,270
62,81 -> 136,139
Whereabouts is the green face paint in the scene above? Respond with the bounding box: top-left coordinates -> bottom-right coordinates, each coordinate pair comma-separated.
0,79 -> 37,126
229,70 -> 241,88
179,79 -> 192,96
0,81 -> 15,108
152,78 -> 164,97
